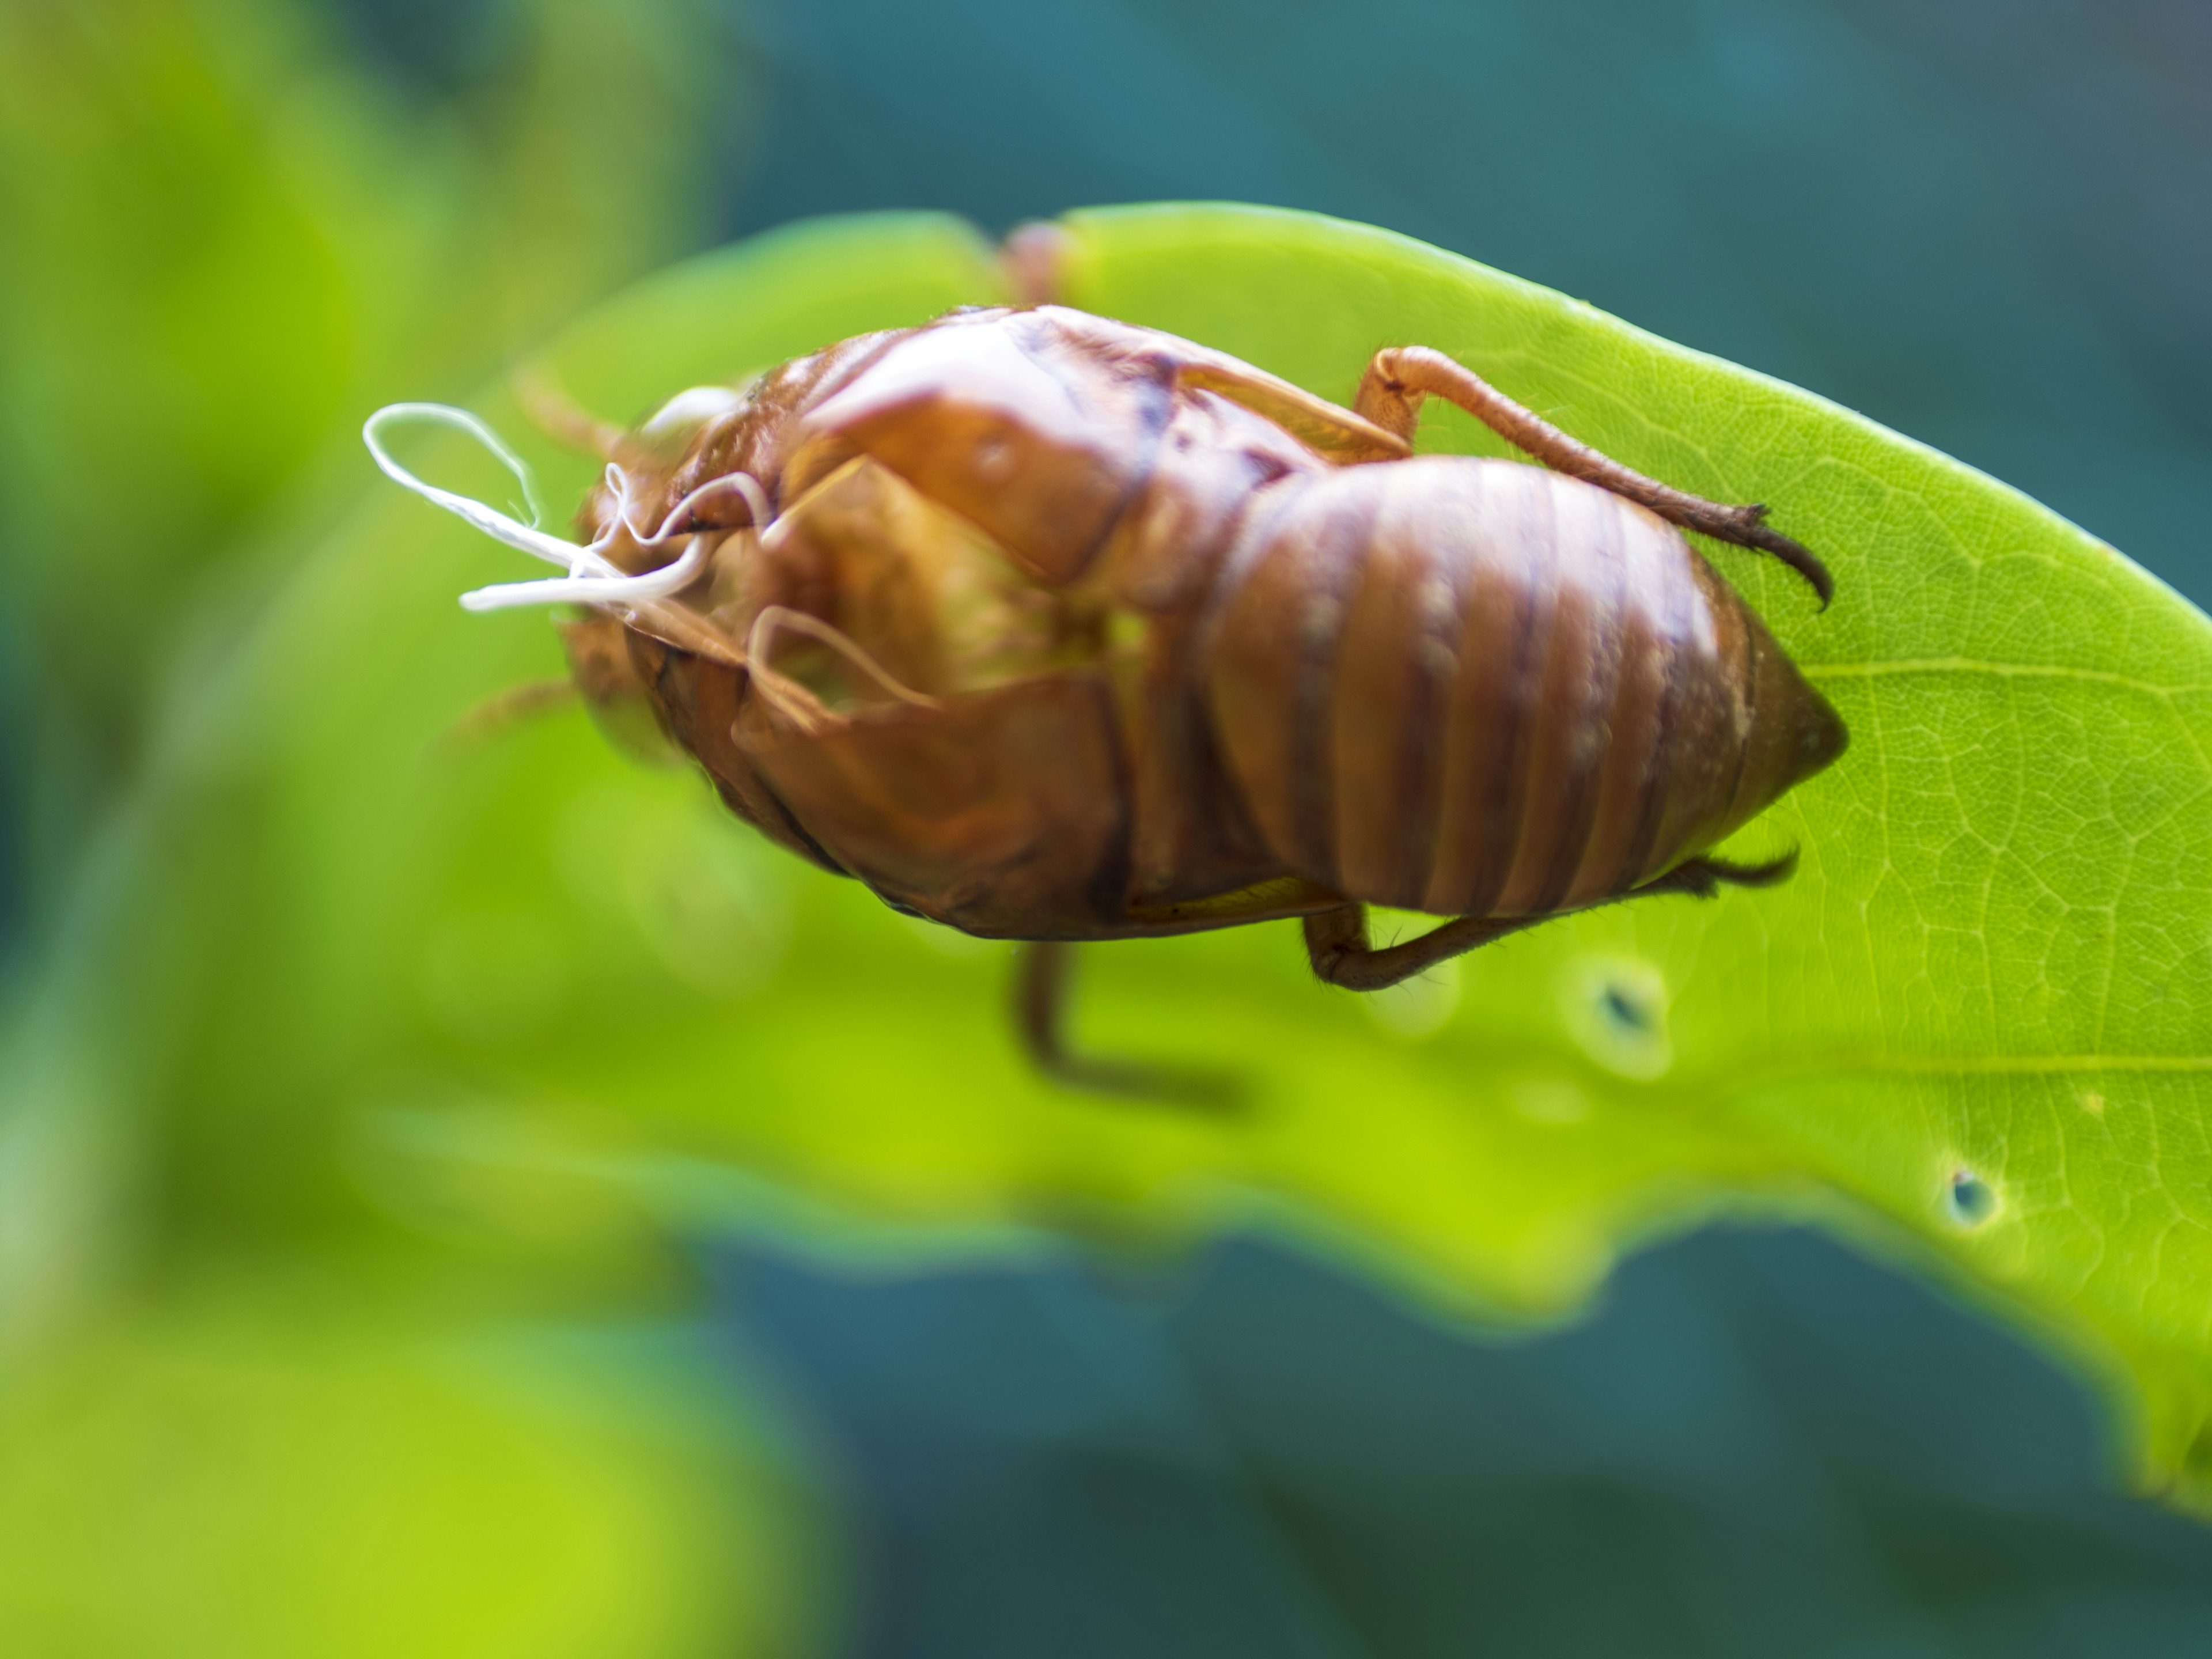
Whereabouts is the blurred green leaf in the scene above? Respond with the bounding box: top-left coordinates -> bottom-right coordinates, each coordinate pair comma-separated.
0,0 -> 741,909
14,203 -> 2212,1516
0,1287 -> 830,1658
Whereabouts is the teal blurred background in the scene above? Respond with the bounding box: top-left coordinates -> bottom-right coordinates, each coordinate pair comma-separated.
3,1 -> 2211,1654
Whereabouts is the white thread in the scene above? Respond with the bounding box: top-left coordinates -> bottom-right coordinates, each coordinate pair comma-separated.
363,403 -> 611,574
459,533 -> 713,612
609,467 -> 772,550
641,384 -> 749,440
362,402 -> 768,614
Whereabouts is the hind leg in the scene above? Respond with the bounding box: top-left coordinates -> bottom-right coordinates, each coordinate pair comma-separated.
1302,907 -> 1542,991
1353,346 -> 1832,605
1012,942 -> 1239,1109
1304,852 -> 1797,991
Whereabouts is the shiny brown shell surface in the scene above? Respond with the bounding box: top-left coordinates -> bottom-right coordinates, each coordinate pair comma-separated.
571,305 -> 1846,941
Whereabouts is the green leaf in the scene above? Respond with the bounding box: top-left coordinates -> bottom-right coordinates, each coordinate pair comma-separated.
0,0 -> 738,902
16,204 -> 2212,1513
0,1287 -> 831,1658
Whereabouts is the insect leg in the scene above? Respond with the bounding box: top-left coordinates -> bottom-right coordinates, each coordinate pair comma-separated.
1354,346 -> 1833,605
1000,221 -> 1075,306
1302,904 -> 1546,991
512,365 -> 629,461
1305,851 -> 1798,992
437,677 -> 578,750
1635,849 -> 1798,897
1012,942 -> 1238,1108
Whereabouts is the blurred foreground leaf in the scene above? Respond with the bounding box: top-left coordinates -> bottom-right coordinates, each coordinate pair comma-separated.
0,0 -> 738,918
12,205 -> 2212,1514
0,1289 -> 825,1658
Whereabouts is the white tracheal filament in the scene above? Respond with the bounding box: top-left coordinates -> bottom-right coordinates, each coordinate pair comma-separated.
362,402 -> 939,719
361,402 -> 768,613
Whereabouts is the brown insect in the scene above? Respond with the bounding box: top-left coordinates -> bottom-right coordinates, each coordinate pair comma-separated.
370,283 -> 1844,1096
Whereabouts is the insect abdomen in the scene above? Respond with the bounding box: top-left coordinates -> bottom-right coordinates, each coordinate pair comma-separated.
1200,457 -> 1843,918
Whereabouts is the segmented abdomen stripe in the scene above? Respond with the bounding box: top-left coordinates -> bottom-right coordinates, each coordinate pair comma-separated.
1325,472 -> 1467,906
1202,458 -> 1733,918
1422,467 -> 1547,916
1509,475 -> 1628,915
1609,524 -> 1692,898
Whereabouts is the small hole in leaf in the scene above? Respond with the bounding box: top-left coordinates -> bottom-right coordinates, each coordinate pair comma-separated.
1946,1169 -> 1999,1228
1560,957 -> 1672,1080
1601,985 -> 1650,1032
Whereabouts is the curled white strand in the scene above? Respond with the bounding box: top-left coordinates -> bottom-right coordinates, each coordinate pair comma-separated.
363,403 -> 619,577
460,533 -> 713,612
607,466 -> 771,547
673,471 -> 774,539
746,605 -> 941,711
365,402 -> 770,616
